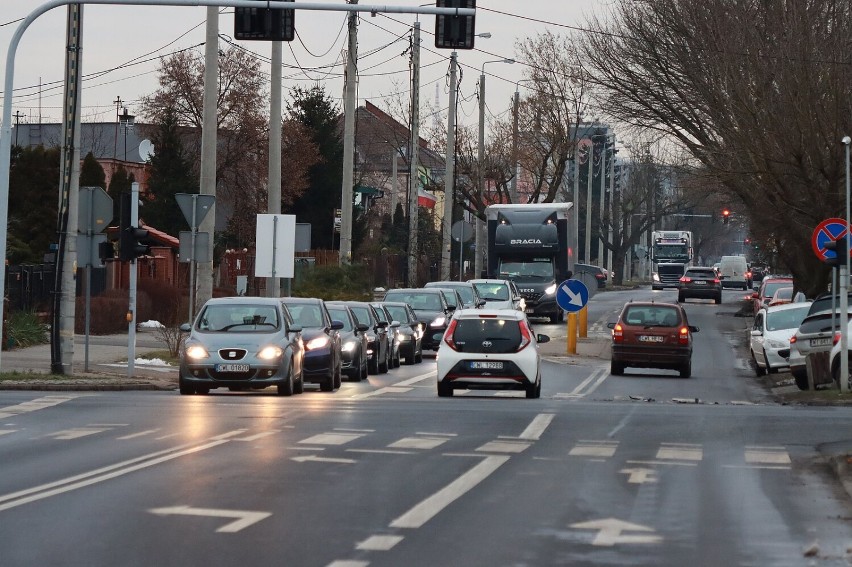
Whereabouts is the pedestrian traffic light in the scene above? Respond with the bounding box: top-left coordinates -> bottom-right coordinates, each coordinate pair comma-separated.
435,0 -> 476,50
235,0 -> 295,41
825,237 -> 849,267
722,209 -> 730,224
118,192 -> 150,262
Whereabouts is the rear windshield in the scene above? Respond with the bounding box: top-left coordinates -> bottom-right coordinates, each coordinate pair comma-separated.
384,292 -> 443,311
684,269 -> 716,279
621,305 -> 682,327
765,305 -> 810,332
327,307 -> 353,332
798,313 -> 852,334
451,319 -> 521,353
762,281 -> 792,298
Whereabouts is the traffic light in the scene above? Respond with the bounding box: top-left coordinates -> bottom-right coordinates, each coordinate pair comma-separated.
235,0 -> 295,41
744,237 -> 751,245
722,209 -> 731,224
825,237 -> 848,267
98,240 -> 116,262
118,192 -> 150,262
435,0 -> 476,50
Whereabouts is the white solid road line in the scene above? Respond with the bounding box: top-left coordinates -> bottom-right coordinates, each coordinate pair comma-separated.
395,371 -> 436,386
556,365 -> 610,399
389,455 -> 510,529
518,413 -> 555,441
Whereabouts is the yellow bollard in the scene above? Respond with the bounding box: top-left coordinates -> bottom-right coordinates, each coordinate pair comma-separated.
579,305 -> 588,338
567,312 -> 577,355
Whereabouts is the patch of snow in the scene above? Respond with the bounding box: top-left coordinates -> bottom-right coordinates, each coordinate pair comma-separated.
139,320 -> 165,328
134,357 -> 172,367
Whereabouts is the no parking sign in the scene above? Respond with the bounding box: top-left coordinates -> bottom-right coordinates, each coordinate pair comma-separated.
812,218 -> 851,262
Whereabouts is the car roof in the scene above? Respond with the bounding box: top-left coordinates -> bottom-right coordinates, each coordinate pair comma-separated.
281,297 -> 323,304
425,281 -> 473,287
385,288 -> 443,294
687,266 -> 715,271
380,301 -> 411,308
469,279 -> 511,285
453,308 -> 524,320
621,301 -> 682,309
760,301 -> 812,314
203,296 -> 285,306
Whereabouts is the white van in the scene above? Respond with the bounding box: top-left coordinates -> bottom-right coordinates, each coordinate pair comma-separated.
719,255 -> 751,289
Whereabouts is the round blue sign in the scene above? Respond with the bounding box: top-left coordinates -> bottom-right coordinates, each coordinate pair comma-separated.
555,279 -> 589,313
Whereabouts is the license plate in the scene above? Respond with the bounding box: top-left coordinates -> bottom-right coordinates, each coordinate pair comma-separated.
471,361 -> 504,370
810,337 -> 832,348
638,335 -> 665,343
525,308 -> 535,314
692,281 -> 705,285
215,363 -> 250,372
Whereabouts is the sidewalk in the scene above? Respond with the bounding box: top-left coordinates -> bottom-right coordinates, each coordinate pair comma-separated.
538,334 -> 611,363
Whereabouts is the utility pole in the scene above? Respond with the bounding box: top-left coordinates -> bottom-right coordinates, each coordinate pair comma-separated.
440,51 -> 457,280
112,96 -> 122,159
510,86 -> 519,203
407,21 -> 421,286
266,39 -> 282,297
608,133 -> 616,279
340,1 -> 358,266
585,138 -> 593,264
51,4 -> 83,375
197,7 -> 218,309
598,133 -> 607,268
13,111 -> 24,146
475,70 -> 486,278
573,140 -> 580,265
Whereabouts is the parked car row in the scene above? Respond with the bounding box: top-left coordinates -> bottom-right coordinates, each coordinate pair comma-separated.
178,295 -> 426,396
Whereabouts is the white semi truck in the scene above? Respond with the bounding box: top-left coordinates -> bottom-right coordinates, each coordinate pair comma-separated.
651,230 -> 693,290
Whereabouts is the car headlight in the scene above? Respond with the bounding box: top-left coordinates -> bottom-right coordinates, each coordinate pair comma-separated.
652,273 -> 661,282
305,336 -> 330,350
257,346 -> 283,360
544,284 -> 557,296
185,345 -> 209,360
397,333 -> 411,341
430,316 -> 446,327
766,339 -> 787,350
342,340 -> 358,353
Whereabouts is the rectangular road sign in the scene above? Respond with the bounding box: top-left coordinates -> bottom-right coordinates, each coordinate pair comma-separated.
255,214 -> 295,278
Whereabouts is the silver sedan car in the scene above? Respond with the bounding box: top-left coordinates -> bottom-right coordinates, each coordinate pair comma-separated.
179,297 -> 305,396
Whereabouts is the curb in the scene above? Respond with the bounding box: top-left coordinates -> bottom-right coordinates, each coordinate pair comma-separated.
829,454 -> 852,501
0,382 -> 173,391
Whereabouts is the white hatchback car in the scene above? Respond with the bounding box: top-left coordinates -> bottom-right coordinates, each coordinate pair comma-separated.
436,309 -> 549,398
749,302 -> 811,376
468,279 -> 526,312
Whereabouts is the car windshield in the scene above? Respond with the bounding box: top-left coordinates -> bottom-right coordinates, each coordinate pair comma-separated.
499,259 -> 554,280
197,304 -> 280,332
285,304 -> 325,328
763,281 -> 792,298
473,283 -> 510,301
385,306 -> 410,322
327,308 -> 353,332
765,305 -> 810,332
372,306 -> 388,323
622,306 -> 681,327
349,306 -> 373,326
451,318 -> 522,353
438,290 -> 459,308
385,292 -> 443,311
772,288 -> 794,301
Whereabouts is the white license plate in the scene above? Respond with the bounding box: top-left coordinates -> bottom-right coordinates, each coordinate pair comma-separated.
471,361 -> 504,370
215,363 -> 250,372
692,281 -> 705,285
638,335 -> 665,343
810,338 -> 832,348
525,308 -> 535,314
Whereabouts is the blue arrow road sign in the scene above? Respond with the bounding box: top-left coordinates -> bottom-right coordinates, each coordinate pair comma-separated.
556,279 -> 589,313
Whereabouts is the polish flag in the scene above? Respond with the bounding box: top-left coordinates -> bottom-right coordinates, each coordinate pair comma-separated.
418,189 -> 437,208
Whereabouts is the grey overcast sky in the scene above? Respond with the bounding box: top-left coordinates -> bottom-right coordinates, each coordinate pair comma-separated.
1,1 -> 612,130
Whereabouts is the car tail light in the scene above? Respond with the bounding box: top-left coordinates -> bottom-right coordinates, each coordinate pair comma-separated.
679,276 -> 691,283
443,319 -> 459,351
678,326 -> 690,345
789,335 -> 798,344
612,323 -> 624,343
516,320 -> 531,351
595,273 -> 606,280
713,278 -> 720,284
834,332 -> 841,345
746,271 -> 752,278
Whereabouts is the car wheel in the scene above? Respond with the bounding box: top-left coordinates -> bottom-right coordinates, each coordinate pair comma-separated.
333,362 -> 342,389
437,382 -> 453,397
794,371 -> 810,390
350,355 -> 362,382
196,387 -> 210,395
294,367 -> 304,394
714,294 -> 722,304
277,364 -> 294,396
179,378 -> 195,395
368,352 -> 379,375
679,360 -> 692,378
610,361 -> 625,376
394,348 -> 401,368
752,351 -> 766,376
404,345 -> 414,365
525,377 -> 541,399
379,346 -> 389,373
762,350 -> 777,374
415,347 -> 423,364
677,293 -> 685,303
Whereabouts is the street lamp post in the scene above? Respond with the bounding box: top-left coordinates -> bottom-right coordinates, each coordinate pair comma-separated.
842,135 -> 851,393
119,107 -> 134,162
474,57 -> 514,278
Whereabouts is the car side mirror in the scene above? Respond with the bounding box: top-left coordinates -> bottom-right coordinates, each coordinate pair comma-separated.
330,320 -> 344,331
750,329 -> 762,336
690,325 -> 700,333
537,334 -> 550,344
390,320 -> 401,328
606,321 -> 616,329
289,324 -> 303,334
447,305 -> 456,312
356,323 -> 369,333
180,323 -> 192,332
477,300 -> 486,308
376,321 -> 389,329
751,292 -> 758,299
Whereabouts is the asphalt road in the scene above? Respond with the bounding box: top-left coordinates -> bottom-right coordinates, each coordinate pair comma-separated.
1,286 -> 851,566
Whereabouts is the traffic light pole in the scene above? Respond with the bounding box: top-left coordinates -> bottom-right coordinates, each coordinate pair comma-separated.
126,182 -> 140,378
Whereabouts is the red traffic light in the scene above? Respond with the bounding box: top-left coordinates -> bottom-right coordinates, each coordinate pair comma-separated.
722,209 -> 730,217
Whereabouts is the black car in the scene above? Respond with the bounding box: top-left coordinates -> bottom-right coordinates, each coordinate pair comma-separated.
281,297 -> 343,391
326,302 -> 369,382
677,267 -> 722,304
345,301 -> 391,374
424,281 -> 484,309
382,288 -> 454,351
433,288 -> 465,312
380,301 -> 424,365
371,303 -> 401,369
573,263 -> 607,289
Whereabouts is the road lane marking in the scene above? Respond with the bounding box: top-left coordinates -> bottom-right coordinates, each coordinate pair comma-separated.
49,427 -> 110,440
395,372 -> 435,386
476,440 -> 530,454
570,441 -> 618,458
117,429 -> 160,440
389,455 -> 510,529
0,395 -> 84,419
620,468 -> 657,484
415,432 -> 456,437
389,437 -> 449,450
291,455 -> 356,464
0,429 -> 16,436
347,449 -> 414,455
744,446 -> 791,465
626,459 -> 697,467
656,443 -> 703,462
555,365 -> 610,399
518,413 -> 555,441
356,535 -> 404,551
327,562 -> 369,567
350,386 -> 413,400
335,428 -> 375,433
234,430 -> 280,442
571,518 -> 663,546
299,432 -> 364,446
148,505 -> 271,533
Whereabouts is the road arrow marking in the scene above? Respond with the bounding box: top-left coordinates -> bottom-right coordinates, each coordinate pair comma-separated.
619,467 -> 657,484
561,284 -> 584,307
570,518 -> 663,546
291,455 -> 356,464
149,505 -> 271,533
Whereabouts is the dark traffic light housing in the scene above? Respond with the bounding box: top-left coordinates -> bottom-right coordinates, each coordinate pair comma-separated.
722,209 -> 731,224
435,0 -> 476,50
825,237 -> 849,267
118,192 -> 150,262
235,0 -> 295,41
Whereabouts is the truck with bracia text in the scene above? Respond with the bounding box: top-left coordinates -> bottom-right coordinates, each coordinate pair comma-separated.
485,203 -> 576,323
651,230 -> 694,290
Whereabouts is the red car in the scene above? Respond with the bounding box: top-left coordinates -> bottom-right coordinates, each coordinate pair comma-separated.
752,277 -> 793,314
